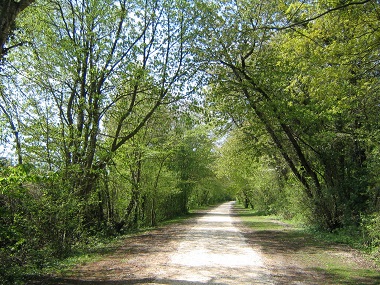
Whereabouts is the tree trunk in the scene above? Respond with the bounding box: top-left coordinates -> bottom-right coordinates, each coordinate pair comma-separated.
223,59 -> 342,230
0,101 -> 22,165
0,0 -> 35,60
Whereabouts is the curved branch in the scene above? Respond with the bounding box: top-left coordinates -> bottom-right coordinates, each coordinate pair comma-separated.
266,0 -> 372,31
0,0 -> 35,59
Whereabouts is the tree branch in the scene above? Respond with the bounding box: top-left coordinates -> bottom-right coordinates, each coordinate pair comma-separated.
266,0 -> 372,31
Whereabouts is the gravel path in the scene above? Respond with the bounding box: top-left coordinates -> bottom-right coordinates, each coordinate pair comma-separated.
154,201 -> 273,284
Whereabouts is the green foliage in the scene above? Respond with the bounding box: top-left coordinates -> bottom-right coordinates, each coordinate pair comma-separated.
0,164 -> 37,283
205,0 -> 380,232
1,0 -> 380,280
216,129 -> 288,215
0,164 -> 87,284
170,127 -> 216,212
266,2 -> 379,229
361,213 -> 380,256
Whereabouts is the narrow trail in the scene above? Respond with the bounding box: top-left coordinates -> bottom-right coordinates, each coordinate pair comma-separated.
155,201 -> 273,284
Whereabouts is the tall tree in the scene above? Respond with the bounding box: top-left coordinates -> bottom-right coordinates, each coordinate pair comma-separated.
0,0 -> 35,165
0,0 -> 204,235
0,0 -> 35,61
0,86 -> 22,164
9,0 -> 200,195
202,0 -> 380,229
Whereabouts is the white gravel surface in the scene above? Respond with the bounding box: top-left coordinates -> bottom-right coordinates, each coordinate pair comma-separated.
154,201 -> 273,284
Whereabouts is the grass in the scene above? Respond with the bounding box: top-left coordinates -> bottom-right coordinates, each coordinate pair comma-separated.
33,234 -> 129,277
234,204 -> 380,284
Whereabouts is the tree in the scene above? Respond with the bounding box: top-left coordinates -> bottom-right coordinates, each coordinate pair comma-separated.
170,125 -> 218,213
0,1 -> 206,277
107,106 -> 181,229
0,0 -> 36,165
202,0 -> 380,230
0,86 -> 23,165
8,0 -> 200,199
0,0 -> 35,61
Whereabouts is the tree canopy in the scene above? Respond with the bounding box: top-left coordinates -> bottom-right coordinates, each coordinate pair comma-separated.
1,0 -> 380,283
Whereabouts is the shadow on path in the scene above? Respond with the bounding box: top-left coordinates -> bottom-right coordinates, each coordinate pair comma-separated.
27,276 -> 227,285
232,205 -> 380,285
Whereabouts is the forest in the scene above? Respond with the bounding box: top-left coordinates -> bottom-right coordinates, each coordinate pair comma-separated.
1,0 -> 379,283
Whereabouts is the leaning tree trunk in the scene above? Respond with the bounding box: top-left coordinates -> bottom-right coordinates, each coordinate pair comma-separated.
0,0 -> 35,61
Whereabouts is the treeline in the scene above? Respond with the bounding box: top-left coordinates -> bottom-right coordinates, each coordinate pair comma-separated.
0,0 -> 229,283
0,117 -> 229,283
206,0 -> 380,255
1,0 -> 380,283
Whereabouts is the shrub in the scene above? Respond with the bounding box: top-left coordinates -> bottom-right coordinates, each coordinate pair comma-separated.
362,213 -> 380,257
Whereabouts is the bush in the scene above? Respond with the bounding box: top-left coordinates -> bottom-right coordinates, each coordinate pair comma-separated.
362,213 -> 380,256
0,165 -> 86,283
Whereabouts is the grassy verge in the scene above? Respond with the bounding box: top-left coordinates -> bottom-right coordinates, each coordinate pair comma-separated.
28,231 -> 142,278
234,204 -> 380,285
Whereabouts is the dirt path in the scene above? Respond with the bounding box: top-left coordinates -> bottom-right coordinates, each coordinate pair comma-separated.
155,201 -> 272,284
28,201 -> 378,285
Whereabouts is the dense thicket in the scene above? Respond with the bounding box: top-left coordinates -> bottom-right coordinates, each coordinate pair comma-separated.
1,0 -> 379,283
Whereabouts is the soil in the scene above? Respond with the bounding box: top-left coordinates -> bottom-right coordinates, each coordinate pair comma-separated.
28,201 -> 379,285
